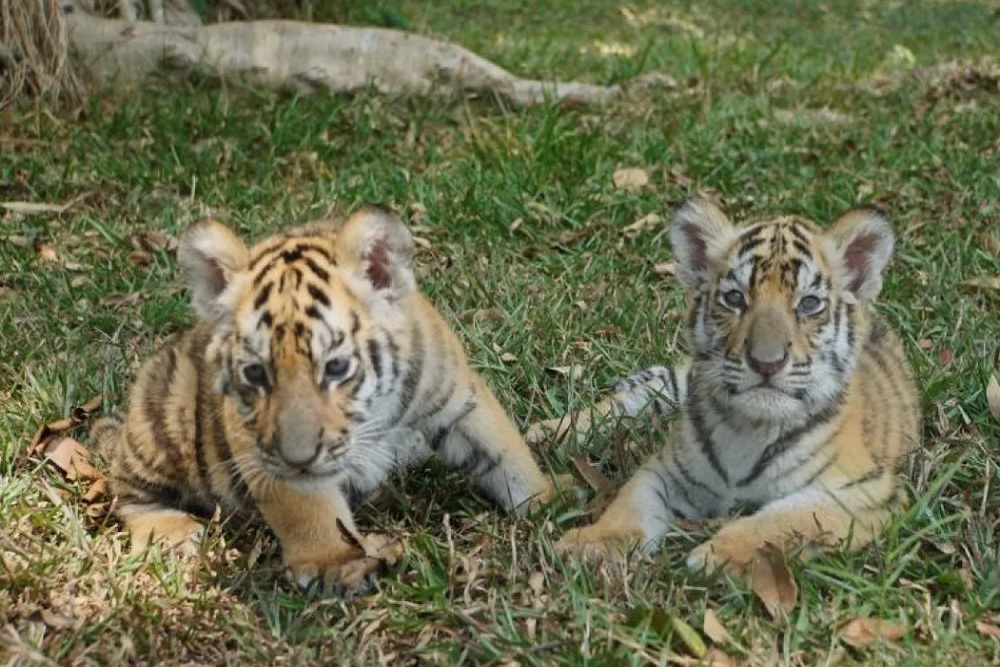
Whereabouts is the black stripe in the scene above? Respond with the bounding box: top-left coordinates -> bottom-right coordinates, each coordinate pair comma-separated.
368,339 -> 383,380
306,283 -> 331,307
143,349 -> 182,462
253,282 -> 274,310
393,320 -> 425,421
686,376 -> 730,485
117,472 -> 215,519
736,393 -> 845,487
302,255 -> 330,283
840,465 -> 885,490
671,446 -> 720,498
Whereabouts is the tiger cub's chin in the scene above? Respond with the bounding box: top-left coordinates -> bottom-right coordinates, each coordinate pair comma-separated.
92,204 -> 564,593
539,197 -> 920,574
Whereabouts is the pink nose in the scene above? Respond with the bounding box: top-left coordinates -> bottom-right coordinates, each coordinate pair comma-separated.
748,351 -> 788,377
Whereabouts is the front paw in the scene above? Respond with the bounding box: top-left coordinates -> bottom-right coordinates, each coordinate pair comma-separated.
284,542 -> 367,593
555,525 -> 641,561
686,534 -> 758,576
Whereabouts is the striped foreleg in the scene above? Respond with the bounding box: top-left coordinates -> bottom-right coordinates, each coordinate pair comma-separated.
526,364 -> 688,445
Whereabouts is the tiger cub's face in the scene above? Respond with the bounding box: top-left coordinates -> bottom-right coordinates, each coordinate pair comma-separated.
178,206 -> 416,482
670,199 -> 894,423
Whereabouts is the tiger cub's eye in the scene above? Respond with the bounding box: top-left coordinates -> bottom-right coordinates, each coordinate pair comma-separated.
721,289 -> 748,311
797,295 -> 825,317
242,363 -> 269,388
324,357 -> 354,384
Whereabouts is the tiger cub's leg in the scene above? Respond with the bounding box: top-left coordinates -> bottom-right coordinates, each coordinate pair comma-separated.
254,482 -> 367,590
687,480 -> 901,574
436,377 -> 570,514
556,442 -> 688,558
91,414 -> 207,556
526,364 -> 687,444
119,505 -> 206,557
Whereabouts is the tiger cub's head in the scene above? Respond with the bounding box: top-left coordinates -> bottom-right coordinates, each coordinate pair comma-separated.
178,204 -> 416,481
670,198 -> 895,423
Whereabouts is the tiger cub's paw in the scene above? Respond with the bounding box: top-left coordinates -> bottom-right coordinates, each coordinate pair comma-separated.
284,543 -> 367,594
125,509 -> 205,558
555,525 -> 641,561
525,416 -> 572,445
685,533 -> 760,576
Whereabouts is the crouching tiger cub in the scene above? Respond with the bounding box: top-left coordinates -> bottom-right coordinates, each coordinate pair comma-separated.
91,204 -> 565,590
529,198 -> 921,573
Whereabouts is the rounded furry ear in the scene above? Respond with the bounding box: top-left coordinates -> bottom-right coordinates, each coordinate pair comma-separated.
826,208 -> 894,302
177,218 -> 250,318
669,197 -> 737,291
337,204 -> 416,299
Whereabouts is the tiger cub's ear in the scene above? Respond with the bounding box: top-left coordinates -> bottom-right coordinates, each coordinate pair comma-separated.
337,204 -> 417,301
178,218 -> 250,319
826,209 -> 894,303
669,197 -> 738,292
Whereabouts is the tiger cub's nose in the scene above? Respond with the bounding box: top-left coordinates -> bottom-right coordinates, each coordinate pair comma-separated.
747,351 -> 789,378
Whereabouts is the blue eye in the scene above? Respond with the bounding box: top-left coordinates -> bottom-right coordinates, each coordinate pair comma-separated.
324,357 -> 353,383
722,289 -> 747,311
797,295 -> 825,317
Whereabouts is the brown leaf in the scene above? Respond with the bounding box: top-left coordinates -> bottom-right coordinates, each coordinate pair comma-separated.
82,479 -> 108,503
917,338 -> 933,351
987,375 -> 1000,424
703,608 -> 734,646
42,436 -> 101,482
571,455 -> 613,493
838,617 -> 906,647
335,519 -> 406,566
938,347 -> 954,366
749,544 -> 798,619
29,397 -> 103,454
612,167 -> 649,190
960,275 -> 1000,290
500,352 -> 518,363
975,620 -> 1000,639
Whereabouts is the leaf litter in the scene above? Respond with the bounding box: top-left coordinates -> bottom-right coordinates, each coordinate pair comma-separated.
749,544 -> 798,619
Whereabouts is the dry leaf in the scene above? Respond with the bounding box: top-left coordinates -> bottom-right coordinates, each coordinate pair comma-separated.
703,608 -> 734,646
500,352 -> 518,363
36,243 -> 59,262
975,620 -> 1000,639
82,479 -> 108,503
838,617 -> 906,647
987,375 -> 1000,424
612,167 -> 649,190
29,397 -> 103,453
571,455 -> 613,493
624,212 -> 662,236
508,217 -> 523,233
544,364 -> 583,383
42,436 -> 101,482
917,338 -> 933,351
938,348 -> 954,365
961,275 -> 1000,290
653,261 -> 676,276
749,544 -> 798,619
336,519 -> 406,566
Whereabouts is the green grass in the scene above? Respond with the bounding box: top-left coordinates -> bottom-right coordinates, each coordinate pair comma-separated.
2,0 -> 1000,664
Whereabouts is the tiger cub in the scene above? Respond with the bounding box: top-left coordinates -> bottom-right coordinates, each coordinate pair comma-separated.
529,198 -> 921,573
92,205 -> 564,589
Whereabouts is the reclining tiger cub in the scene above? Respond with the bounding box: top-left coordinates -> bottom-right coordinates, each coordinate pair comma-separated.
528,197 -> 921,573
91,204 -> 567,591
